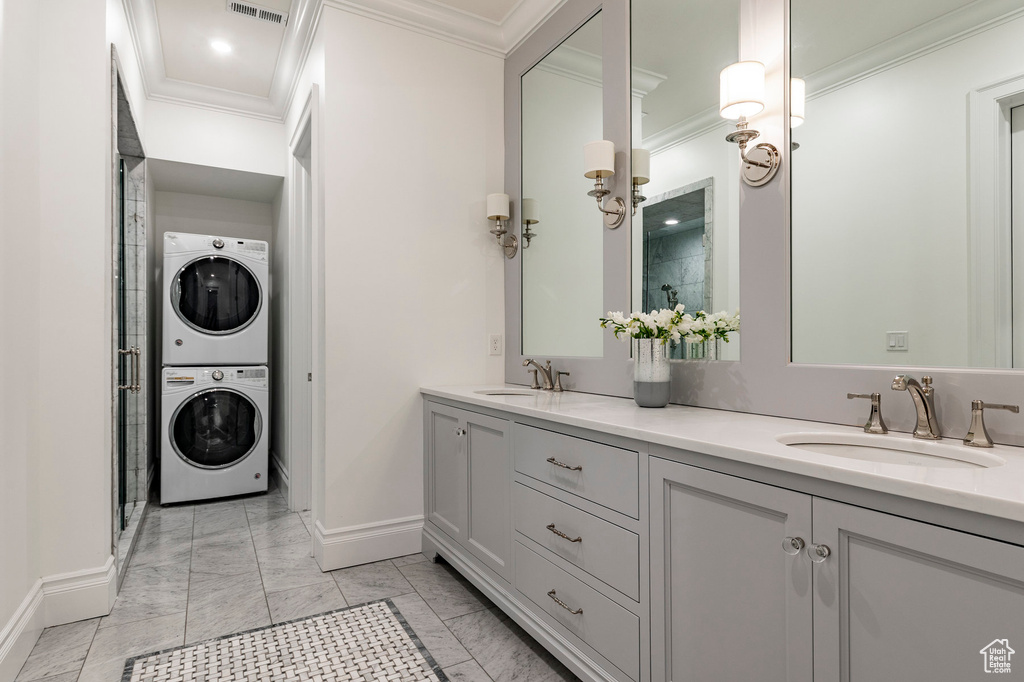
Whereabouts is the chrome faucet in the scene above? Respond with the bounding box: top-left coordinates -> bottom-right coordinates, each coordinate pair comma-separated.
891,375 -> 940,439
523,359 -> 554,390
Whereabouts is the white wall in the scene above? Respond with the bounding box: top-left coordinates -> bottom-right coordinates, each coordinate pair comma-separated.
145,100 -> 286,177
0,0 -> 44,674
791,15 -> 1024,367
521,64 -> 604,358
107,0 -> 146,137
314,6 -> 504,568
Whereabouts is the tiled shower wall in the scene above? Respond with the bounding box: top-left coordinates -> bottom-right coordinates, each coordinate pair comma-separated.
122,155 -> 148,504
643,227 -> 711,315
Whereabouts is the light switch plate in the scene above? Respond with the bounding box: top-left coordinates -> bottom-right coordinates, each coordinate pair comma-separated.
886,331 -> 909,351
489,334 -> 503,356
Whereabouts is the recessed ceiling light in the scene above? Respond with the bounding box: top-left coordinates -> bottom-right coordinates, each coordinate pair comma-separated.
664,219 -> 680,225
210,40 -> 232,54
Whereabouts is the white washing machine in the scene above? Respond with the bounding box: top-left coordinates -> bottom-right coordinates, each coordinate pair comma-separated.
163,232 -> 269,366
161,366 -> 269,504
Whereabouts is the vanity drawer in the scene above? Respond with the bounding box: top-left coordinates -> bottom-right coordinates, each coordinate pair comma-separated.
515,542 -> 640,681
514,424 -> 639,518
514,483 -> 639,601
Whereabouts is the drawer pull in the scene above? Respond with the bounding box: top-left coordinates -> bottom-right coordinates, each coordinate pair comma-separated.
546,523 -> 582,543
546,457 -> 582,471
547,589 -> 583,615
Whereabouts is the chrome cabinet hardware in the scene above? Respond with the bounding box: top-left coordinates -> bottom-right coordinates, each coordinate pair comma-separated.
554,371 -> 570,392
963,400 -> 1020,448
522,359 -> 554,390
546,523 -> 582,543
546,456 -> 582,471
453,427 -> 467,437
847,392 -> 887,434
891,374 -> 940,439
807,543 -> 831,563
782,536 -> 805,555
547,589 -> 583,615
117,346 -> 141,394
528,369 -> 541,389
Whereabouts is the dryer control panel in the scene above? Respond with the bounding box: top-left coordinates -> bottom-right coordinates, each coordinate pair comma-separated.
164,367 -> 268,389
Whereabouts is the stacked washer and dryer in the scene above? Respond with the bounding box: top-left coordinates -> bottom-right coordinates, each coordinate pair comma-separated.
161,232 -> 270,504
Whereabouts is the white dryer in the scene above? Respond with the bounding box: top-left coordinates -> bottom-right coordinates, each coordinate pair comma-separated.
163,232 -> 269,366
161,366 -> 269,504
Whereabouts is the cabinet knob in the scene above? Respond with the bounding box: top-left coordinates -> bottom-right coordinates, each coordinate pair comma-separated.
453,427 -> 466,437
782,536 -> 805,556
807,543 -> 831,563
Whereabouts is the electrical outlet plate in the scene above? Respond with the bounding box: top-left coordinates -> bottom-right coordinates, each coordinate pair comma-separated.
886,331 -> 909,352
489,334 -> 503,356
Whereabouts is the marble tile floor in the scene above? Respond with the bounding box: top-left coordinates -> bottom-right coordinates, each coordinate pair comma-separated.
15,484 -> 580,682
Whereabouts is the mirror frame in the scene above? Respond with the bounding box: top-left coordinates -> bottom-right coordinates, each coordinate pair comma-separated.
505,0 -> 1024,447
504,0 -> 634,397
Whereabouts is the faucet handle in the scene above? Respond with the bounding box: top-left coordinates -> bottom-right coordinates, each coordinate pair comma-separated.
554,371 -> 570,393
964,400 -> 1020,448
847,393 -> 888,434
921,376 -> 934,393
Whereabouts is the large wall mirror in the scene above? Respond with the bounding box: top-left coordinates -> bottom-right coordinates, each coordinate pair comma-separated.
791,0 -> 1024,370
521,12 -> 605,358
631,0 -> 741,361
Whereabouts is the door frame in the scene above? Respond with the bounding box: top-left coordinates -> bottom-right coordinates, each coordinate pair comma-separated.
285,84 -> 324,517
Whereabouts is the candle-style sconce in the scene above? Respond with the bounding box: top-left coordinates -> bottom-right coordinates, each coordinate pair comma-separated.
583,140 -> 626,228
521,198 -> 539,248
486,193 -> 518,259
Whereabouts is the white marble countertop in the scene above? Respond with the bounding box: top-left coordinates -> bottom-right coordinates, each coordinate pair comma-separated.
421,385 -> 1024,525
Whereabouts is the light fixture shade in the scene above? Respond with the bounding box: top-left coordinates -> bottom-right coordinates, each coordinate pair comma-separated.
486,193 -> 510,220
631,149 -> 651,185
522,198 -> 539,224
719,61 -> 765,120
584,140 -> 616,179
790,78 -> 806,128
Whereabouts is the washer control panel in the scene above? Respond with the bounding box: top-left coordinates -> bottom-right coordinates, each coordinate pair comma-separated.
164,367 -> 268,389
164,233 -> 269,262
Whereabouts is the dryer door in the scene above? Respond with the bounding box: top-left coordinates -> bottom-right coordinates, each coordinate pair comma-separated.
171,388 -> 262,469
172,256 -> 262,335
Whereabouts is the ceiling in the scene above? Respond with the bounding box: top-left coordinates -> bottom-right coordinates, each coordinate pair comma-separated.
149,159 -> 284,202
155,0 -> 293,98
126,0 -> 563,120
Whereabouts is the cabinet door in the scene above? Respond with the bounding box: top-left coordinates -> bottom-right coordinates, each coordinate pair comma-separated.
465,412 -> 511,581
812,498 -> 1024,681
426,403 -> 468,542
650,458 -> 813,682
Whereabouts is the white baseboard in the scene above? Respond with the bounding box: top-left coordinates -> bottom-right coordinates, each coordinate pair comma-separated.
0,555 -> 115,681
270,450 -> 290,505
313,515 -> 424,571
0,581 -> 44,682
40,555 -> 117,627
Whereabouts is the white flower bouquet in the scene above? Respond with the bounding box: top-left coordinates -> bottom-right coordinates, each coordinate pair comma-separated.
599,306 -> 740,345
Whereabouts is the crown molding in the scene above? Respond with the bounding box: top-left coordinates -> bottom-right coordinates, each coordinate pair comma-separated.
803,0 -> 1024,100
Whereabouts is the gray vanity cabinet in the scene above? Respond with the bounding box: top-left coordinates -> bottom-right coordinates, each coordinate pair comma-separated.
649,457 -> 814,682
811,498 -> 1024,681
424,402 -> 511,581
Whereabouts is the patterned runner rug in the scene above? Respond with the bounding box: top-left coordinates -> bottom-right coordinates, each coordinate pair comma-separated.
122,599 -> 448,681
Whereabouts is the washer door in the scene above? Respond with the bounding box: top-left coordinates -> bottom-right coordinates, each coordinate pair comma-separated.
171,388 -> 262,469
172,256 -> 262,335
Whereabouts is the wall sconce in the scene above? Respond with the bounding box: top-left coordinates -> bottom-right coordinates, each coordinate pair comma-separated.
487,193 -> 518,259
583,140 -> 626,228
631,149 -> 650,215
790,77 -> 805,151
719,61 -> 781,187
521,198 -> 539,248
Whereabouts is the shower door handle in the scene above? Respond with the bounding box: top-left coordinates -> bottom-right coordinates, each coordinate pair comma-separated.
118,347 -> 141,393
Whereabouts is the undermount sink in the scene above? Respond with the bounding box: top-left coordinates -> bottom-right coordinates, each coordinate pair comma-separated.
776,432 -> 1006,469
474,389 -> 536,396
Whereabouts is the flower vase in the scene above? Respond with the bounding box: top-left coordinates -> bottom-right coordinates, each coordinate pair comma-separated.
632,338 -> 671,408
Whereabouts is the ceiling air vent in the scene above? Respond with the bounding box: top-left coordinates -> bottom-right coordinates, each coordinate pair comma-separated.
227,1 -> 288,26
